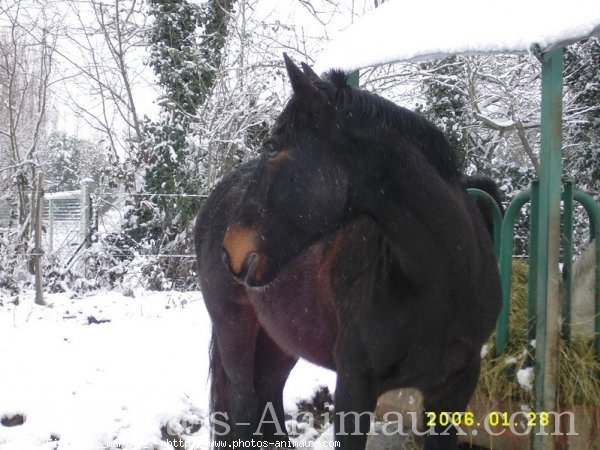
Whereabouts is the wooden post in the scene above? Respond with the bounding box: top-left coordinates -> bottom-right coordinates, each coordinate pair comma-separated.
81,181 -> 91,249
48,196 -> 54,253
34,172 -> 45,306
80,181 -> 92,277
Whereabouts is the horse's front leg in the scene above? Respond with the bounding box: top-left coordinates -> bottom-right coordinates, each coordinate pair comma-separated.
206,286 -> 262,446
333,341 -> 378,450
421,354 -> 481,450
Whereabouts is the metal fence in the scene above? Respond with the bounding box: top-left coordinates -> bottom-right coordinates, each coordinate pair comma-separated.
1,187 -> 208,289
44,190 -> 88,268
0,187 -> 90,271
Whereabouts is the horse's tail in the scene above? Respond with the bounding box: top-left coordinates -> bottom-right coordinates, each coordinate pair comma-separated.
462,175 -> 504,238
462,175 -> 504,212
208,330 -> 230,440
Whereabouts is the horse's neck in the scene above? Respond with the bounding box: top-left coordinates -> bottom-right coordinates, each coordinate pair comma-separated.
349,149 -> 472,271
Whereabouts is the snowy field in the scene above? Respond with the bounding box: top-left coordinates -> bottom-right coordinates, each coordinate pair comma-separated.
0,289 -> 336,450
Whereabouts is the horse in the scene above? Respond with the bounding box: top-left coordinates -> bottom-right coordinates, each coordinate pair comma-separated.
194,54 -> 502,450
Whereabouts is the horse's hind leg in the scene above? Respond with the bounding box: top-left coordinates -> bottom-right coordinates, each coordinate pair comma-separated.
210,321 -> 296,445
209,309 -> 260,444
253,329 -> 297,443
421,355 -> 481,450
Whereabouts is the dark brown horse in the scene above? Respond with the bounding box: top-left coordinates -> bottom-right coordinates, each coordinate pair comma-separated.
195,55 -> 502,450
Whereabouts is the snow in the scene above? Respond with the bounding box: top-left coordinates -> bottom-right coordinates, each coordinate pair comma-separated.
0,290 -> 335,449
479,344 -> 489,359
45,191 -> 80,201
315,0 -> 600,73
517,367 -> 535,392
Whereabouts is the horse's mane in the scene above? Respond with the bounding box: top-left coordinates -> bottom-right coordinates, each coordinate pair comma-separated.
326,70 -> 461,180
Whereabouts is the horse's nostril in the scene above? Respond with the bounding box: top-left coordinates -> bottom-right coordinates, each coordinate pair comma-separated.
221,248 -> 230,268
246,252 -> 258,273
244,252 -> 263,285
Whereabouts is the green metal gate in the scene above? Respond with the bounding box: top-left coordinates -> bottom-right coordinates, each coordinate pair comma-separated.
467,47 -> 600,449
350,44 -> 600,450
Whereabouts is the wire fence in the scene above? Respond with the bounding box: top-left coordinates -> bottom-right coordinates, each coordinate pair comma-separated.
0,188 -> 208,284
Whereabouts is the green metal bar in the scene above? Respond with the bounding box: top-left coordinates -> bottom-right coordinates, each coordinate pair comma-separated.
573,190 -> 600,356
496,187 -> 532,355
533,47 -> 563,450
467,187 -> 503,258
561,181 -> 574,342
528,181 -> 540,350
347,70 -> 359,87
573,190 -> 600,242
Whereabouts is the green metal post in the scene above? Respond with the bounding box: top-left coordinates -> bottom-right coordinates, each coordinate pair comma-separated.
561,181 -> 574,342
528,181 -> 540,347
533,47 -> 563,450
496,187 -> 532,355
347,70 -> 359,88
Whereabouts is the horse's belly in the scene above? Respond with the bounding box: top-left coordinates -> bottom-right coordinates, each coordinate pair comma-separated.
248,244 -> 338,370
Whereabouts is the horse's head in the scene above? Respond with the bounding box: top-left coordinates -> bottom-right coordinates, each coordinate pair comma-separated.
222,55 -> 350,287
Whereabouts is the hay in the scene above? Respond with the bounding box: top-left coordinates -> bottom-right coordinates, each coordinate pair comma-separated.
476,260 -> 600,411
557,337 -> 600,408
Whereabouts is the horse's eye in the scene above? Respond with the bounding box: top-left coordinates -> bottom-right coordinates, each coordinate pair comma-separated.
266,143 -> 279,159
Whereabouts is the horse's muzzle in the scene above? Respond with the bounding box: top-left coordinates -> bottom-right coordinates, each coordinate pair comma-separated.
222,224 -> 268,286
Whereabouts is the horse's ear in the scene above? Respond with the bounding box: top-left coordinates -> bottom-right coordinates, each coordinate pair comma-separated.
283,53 -> 319,97
300,62 -> 321,83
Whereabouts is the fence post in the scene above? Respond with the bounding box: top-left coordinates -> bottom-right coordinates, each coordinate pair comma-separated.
48,196 -> 54,253
561,181 -> 574,342
80,181 -> 92,276
81,181 -> 92,247
34,172 -> 45,306
528,181 -> 540,347
533,47 -> 563,450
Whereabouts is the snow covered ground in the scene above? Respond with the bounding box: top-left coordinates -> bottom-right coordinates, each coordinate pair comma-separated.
0,289 -> 336,450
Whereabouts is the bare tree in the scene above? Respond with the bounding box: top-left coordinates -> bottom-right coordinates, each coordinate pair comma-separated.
192,0 -> 307,188
57,0 -> 151,189
463,55 -> 541,173
0,0 -> 58,246
363,55 -> 542,175
194,0 -> 379,188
